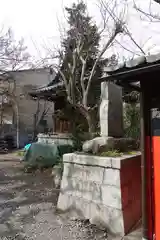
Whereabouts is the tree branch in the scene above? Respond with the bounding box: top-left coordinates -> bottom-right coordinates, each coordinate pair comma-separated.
80,56 -> 87,94
84,23 -> 123,107
124,27 -> 145,55
134,1 -> 160,22
71,49 -> 76,75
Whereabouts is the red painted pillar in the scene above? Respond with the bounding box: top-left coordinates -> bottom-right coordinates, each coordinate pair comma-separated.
141,89 -> 154,240
146,136 -> 154,240
152,118 -> 160,240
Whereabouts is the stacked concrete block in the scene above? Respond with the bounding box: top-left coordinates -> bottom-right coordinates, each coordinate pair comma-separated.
57,153 -> 141,236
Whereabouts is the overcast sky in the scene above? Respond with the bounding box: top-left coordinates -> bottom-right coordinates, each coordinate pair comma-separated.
0,0 -> 160,62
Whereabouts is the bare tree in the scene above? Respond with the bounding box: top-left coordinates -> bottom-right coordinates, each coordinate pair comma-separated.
0,28 -> 30,148
99,0 -> 147,56
33,98 -> 51,140
47,1 -> 124,138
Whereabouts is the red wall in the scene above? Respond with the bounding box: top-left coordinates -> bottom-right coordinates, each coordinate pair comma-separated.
120,155 -> 142,234
153,136 -> 160,240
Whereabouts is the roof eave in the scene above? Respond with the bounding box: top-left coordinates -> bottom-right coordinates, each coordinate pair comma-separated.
102,62 -> 160,83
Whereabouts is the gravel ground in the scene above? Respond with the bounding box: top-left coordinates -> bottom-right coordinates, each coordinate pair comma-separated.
0,155 -> 108,240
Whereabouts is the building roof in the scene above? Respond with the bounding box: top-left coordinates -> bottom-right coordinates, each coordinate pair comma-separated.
29,67 -> 64,99
101,53 -> 160,92
103,53 -> 160,76
102,53 -> 160,87
10,67 -> 52,73
30,82 -> 64,94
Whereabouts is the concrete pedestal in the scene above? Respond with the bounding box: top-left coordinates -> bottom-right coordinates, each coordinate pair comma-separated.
57,153 -> 141,236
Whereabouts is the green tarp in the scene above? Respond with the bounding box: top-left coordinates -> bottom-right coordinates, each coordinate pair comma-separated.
23,142 -> 74,167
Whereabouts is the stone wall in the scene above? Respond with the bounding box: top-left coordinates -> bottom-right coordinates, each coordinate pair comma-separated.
57,153 -> 141,236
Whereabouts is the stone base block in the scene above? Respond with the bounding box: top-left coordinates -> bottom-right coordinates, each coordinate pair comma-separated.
89,203 -> 124,236
57,152 -> 141,236
57,193 -> 91,220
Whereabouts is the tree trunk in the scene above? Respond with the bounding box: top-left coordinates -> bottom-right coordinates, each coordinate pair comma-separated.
33,114 -> 37,141
66,102 -> 97,140
15,104 -> 19,149
73,104 -> 96,139
32,98 -> 41,140
85,111 -> 95,139
12,98 -> 19,149
0,96 -> 4,133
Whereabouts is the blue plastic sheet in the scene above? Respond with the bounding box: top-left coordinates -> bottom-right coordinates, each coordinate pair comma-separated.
24,143 -> 32,151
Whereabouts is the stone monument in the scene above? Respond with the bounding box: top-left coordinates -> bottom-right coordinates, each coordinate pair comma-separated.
83,81 -> 124,153
100,82 -> 123,137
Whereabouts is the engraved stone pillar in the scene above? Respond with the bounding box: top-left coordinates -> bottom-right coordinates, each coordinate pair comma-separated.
100,82 -> 123,137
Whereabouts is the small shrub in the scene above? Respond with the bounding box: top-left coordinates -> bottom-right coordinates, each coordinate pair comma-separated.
98,150 -> 139,157
124,103 -> 140,140
99,150 -> 123,157
127,151 -> 138,155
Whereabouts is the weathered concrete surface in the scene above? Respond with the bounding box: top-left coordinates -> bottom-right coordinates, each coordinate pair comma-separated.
57,153 -> 141,237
